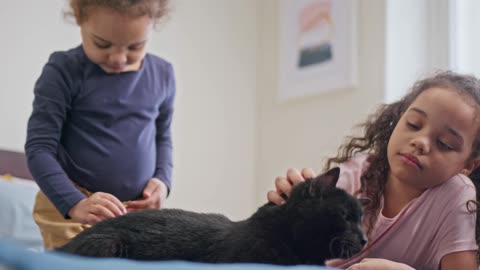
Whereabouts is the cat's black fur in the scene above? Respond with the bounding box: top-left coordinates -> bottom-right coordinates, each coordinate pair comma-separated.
57,167 -> 366,265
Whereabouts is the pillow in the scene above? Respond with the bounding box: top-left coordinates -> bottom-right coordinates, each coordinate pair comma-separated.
0,175 -> 43,251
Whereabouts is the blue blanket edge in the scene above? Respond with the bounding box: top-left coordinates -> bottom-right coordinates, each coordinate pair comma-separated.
0,240 -> 336,270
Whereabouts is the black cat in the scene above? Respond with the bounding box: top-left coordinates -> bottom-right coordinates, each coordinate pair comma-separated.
57,167 -> 366,265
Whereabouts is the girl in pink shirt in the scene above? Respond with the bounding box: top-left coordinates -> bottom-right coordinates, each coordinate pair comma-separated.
267,71 -> 480,270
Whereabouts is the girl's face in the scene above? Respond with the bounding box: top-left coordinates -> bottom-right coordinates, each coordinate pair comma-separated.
387,87 -> 480,191
79,7 -> 154,74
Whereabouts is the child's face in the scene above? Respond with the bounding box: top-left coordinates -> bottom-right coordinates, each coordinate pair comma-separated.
387,87 -> 480,190
79,7 -> 154,74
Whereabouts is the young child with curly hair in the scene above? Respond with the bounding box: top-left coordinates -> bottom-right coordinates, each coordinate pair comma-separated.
25,0 -> 175,249
268,71 -> 480,270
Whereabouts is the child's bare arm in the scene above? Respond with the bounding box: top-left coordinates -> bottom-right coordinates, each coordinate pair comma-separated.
347,258 -> 415,270
440,251 -> 477,270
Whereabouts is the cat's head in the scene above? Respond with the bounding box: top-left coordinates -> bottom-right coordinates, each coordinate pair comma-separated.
285,167 -> 367,264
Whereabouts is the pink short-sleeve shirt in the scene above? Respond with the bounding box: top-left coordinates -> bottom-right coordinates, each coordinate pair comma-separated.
328,155 -> 477,270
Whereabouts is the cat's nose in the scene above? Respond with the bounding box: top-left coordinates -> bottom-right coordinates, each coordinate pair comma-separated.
360,238 -> 367,246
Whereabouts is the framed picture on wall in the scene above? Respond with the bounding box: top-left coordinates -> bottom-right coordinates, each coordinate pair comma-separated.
278,0 -> 357,101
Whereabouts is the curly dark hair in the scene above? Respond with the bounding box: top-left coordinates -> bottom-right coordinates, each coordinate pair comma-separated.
66,0 -> 170,25
324,71 -> 480,261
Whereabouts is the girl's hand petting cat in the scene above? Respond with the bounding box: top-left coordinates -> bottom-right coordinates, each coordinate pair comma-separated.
126,178 -> 168,212
68,192 -> 127,225
347,258 -> 415,270
267,167 -> 316,205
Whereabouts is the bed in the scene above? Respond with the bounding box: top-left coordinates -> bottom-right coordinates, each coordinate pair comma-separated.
0,149 -> 333,270
0,149 -> 43,251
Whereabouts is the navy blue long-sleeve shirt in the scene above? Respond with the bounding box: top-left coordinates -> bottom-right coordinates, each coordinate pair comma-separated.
25,46 -> 175,217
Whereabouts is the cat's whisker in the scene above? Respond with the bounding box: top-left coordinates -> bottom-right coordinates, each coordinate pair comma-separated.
329,236 -> 342,257
345,248 -> 352,259
340,247 -> 347,259
330,236 -> 363,259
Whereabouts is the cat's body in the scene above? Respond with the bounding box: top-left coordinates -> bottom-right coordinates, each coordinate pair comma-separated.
57,168 -> 366,265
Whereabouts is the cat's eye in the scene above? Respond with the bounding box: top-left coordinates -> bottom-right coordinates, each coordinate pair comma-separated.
339,209 -> 348,219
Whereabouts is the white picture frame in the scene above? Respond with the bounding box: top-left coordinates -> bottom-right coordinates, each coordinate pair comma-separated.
278,0 -> 357,101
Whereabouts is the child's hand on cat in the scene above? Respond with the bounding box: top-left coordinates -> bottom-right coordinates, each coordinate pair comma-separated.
68,192 -> 127,225
267,167 -> 316,205
347,258 -> 415,270
126,178 -> 168,212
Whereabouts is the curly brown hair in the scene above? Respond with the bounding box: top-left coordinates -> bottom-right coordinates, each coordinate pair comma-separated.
324,71 -> 480,260
66,0 -> 170,25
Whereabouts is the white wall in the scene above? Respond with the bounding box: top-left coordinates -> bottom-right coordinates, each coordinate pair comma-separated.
384,0 -> 452,103
155,1 -> 257,220
254,0 -> 387,205
452,0 -> 480,77
384,0 -> 430,103
0,0 -> 257,221
252,0 -> 457,206
0,0 -> 81,151
1,1 -> 449,220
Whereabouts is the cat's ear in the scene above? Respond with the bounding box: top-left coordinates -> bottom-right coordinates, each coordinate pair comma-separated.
307,167 -> 340,197
319,167 -> 340,188
307,179 -> 317,197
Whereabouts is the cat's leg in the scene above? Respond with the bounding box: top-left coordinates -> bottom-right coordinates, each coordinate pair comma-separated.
56,232 -> 129,258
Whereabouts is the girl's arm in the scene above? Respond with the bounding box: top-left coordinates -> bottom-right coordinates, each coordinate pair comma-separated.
152,63 -> 176,194
25,55 -> 86,217
26,53 -> 127,223
440,251 -> 477,270
346,258 -> 415,270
